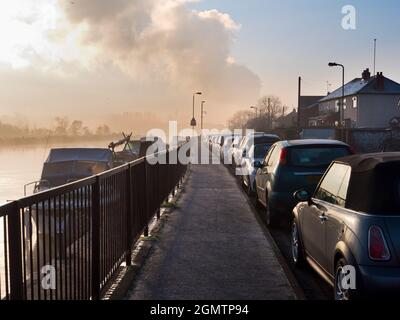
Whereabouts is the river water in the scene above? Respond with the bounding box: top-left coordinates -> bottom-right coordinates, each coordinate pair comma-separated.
0,139 -> 111,298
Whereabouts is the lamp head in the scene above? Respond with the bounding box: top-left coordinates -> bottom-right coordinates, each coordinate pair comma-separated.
328,62 -> 338,67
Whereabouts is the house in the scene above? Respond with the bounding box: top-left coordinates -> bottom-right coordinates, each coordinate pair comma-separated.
273,109 -> 298,128
316,69 -> 400,128
298,96 -> 325,127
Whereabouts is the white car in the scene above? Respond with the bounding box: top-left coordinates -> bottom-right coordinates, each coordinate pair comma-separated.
233,133 -> 279,169
220,136 -> 235,163
227,136 -> 242,165
241,142 -> 276,195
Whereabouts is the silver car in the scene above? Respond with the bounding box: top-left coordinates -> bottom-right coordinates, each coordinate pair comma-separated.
292,153 -> 400,300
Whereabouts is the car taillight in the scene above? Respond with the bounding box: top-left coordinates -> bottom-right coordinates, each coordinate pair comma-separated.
368,226 -> 390,261
279,148 -> 288,165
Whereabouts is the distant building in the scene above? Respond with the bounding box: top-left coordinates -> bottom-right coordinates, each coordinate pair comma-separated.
316,69 -> 400,128
298,96 -> 325,127
273,109 -> 297,129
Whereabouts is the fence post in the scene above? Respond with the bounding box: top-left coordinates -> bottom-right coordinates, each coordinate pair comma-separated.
8,201 -> 24,300
125,165 -> 132,266
91,176 -> 101,300
143,160 -> 149,238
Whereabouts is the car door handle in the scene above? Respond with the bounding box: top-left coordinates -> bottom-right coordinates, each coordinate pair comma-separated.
319,215 -> 328,222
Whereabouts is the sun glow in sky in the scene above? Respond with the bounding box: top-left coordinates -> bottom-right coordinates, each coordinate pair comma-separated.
0,1 -> 59,68
0,0 -> 399,129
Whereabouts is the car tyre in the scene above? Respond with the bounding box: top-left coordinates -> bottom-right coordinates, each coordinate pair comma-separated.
291,220 -> 305,267
255,190 -> 263,209
246,176 -> 254,196
334,258 -> 361,301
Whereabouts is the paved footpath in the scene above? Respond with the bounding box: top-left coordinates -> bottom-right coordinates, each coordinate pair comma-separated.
127,153 -> 297,300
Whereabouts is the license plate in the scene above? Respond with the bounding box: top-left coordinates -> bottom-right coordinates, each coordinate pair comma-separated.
307,175 -> 322,184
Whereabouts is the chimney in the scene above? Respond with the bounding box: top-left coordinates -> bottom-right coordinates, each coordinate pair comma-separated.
375,72 -> 385,91
362,68 -> 371,81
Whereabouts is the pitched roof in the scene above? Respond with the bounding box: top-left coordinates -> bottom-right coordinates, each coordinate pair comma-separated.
320,75 -> 400,102
299,96 -> 325,108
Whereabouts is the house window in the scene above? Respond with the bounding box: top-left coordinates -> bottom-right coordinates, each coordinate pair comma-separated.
353,97 -> 358,108
343,99 -> 347,110
335,100 -> 340,112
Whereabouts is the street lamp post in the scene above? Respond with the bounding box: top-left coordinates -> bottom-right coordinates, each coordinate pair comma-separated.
201,100 -> 206,131
328,62 -> 345,127
191,91 -> 202,136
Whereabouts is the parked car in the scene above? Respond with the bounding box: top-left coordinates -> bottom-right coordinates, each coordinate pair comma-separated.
292,153 -> 400,300
382,138 -> 400,152
233,132 -> 280,169
227,135 -> 243,165
231,135 -> 247,167
242,141 -> 277,195
220,135 -> 236,163
255,139 -> 353,227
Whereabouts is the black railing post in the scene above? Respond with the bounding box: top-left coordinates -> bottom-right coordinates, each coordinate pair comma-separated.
125,165 -> 132,266
143,160 -> 149,238
91,176 -> 101,300
156,156 -> 161,220
8,201 -> 24,300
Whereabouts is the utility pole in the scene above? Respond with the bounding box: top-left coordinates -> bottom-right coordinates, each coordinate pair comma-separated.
297,76 -> 302,130
373,38 -> 377,76
267,98 -> 271,130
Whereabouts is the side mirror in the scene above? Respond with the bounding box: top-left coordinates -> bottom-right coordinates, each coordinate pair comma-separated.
253,161 -> 263,168
294,189 -> 310,202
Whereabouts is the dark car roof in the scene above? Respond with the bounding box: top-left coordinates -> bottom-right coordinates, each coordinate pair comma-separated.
279,139 -> 349,148
253,136 -> 280,144
330,153 -> 400,213
336,152 -> 400,173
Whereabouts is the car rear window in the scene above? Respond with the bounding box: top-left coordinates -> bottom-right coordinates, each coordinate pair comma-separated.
289,146 -> 351,167
372,164 -> 400,213
254,143 -> 272,159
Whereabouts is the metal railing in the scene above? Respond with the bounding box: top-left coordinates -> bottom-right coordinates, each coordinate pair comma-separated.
0,145 -> 187,300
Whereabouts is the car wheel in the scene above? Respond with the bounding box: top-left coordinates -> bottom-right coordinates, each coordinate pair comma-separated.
265,197 -> 279,228
255,189 -> 263,209
291,221 -> 305,267
334,258 -> 360,301
246,176 -> 253,196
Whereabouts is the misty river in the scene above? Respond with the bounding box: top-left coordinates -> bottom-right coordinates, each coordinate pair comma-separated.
0,139 -> 111,298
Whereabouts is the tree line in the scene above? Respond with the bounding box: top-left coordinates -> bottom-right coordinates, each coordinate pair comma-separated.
0,117 -> 115,140
227,95 -> 293,131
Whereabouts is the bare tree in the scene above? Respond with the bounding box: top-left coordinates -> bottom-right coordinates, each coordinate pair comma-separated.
54,117 -> 69,136
257,95 -> 284,129
227,110 -> 253,130
96,124 -> 111,136
68,120 -> 83,136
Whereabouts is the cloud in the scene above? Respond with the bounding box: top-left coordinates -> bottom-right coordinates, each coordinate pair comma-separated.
1,0 -> 261,129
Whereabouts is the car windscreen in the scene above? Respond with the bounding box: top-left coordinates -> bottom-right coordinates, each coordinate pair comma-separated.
125,141 -> 141,155
254,143 -> 272,159
288,145 -> 351,167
